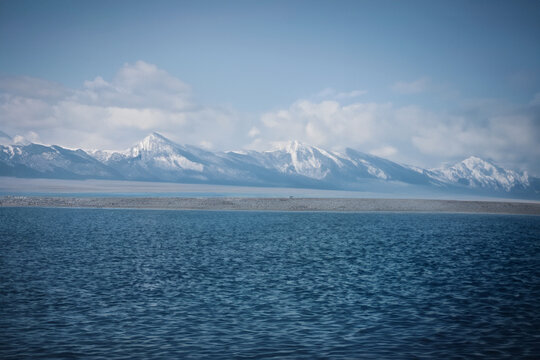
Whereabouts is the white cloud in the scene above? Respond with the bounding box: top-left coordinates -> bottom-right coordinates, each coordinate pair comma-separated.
315,88 -> 336,98
76,61 -> 192,111
315,88 -> 367,100
391,77 -> 430,94
0,76 -> 69,100
370,146 -> 397,158
248,127 -> 260,137
255,98 -> 540,173
257,99 -> 391,150
335,90 -> 368,99
0,62 -> 538,174
0,61 -> 248,150
198,140 -> 213,149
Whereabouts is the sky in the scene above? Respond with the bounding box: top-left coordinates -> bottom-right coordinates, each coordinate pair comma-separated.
1,0 -> 539,174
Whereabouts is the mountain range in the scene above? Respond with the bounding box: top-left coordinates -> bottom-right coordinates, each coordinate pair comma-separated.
1,131 -> 538,199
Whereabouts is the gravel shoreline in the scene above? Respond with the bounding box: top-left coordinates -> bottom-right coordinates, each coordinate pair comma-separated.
1,196 -> 539,215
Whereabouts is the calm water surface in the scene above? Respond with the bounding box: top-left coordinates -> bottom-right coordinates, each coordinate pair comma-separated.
1,208 -> 539,359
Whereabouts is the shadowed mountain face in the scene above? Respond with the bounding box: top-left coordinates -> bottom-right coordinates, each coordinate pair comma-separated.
0,143 -> 120,179
1,132 -> 538,198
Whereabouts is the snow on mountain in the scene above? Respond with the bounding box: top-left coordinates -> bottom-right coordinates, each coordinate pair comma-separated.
90,132 -> 208,181
86,149 -> 122,163
97,135 -> 532,194
0,131 -> 536,198
262,140 -> 345,180
428,156 -> 529,191
127,132 -> 204,172
0,143 -> 118,179
343,149 -> 437,185
93,132 -> 260,183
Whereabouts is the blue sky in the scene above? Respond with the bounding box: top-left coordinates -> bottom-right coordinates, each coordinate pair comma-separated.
1,0 -> 539,173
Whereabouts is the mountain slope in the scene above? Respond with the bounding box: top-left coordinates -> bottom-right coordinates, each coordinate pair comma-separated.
0,132 -> 536,198
0,143 -> 119,179
343,148 -> 438,186
91,132 -> 275,184
89,132 -> 208,181
428,156 -> 529,191
260,141 -> 346,180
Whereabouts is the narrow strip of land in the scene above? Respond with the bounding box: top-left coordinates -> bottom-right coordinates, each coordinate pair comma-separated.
1,196 -> 539,215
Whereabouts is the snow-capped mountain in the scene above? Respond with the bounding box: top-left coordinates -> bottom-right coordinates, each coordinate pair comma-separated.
89,132 -> 207,181
428,156 -> 529,192
342,148 -> 437,186
89,132 -> 274,185
261,140 -> 345,180
224,140 -> 438,188
0,143 -> 119,179
0,131 -> 537,198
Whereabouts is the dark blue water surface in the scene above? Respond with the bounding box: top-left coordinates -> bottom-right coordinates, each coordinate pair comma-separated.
1,208 -> 539,359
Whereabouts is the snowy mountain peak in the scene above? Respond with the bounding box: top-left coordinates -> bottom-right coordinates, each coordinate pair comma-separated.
461,156 -> 492,168
272,140 -> 340,161
2,134 -> 537,198
284,139 -> 312,152
85,133 -> 206,175
430,156 -> 529,191
0,131 -> 33,146
267,140 -> 312,153
137,132 -> 172,148
148,131 -> 169,141
129,132 -> 179,157
263,140 -> 345,179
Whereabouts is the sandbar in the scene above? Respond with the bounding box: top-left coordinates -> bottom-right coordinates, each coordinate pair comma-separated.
1,196 -> 539,215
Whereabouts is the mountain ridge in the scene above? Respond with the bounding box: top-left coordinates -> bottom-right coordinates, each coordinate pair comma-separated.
1,132 -> 537,199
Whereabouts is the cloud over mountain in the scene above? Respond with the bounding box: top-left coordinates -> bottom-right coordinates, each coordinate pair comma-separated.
1,61 -> 539,175
0,61 -> 247,151
256,99 -> 540,175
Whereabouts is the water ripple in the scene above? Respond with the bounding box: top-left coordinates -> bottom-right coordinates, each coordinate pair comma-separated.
1,209 -> 539,358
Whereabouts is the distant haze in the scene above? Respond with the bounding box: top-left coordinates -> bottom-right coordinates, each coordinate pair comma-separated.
1,1 -> 539,175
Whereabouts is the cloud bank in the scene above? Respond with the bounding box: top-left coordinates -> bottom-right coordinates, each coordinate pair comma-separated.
1,61 -> 539,174
1,61 -> 248,151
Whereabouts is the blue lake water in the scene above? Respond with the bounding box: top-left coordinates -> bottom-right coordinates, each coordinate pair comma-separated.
1,208 -> 539,359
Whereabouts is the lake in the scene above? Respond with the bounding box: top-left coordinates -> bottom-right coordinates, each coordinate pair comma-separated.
1,208 -> 539,358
